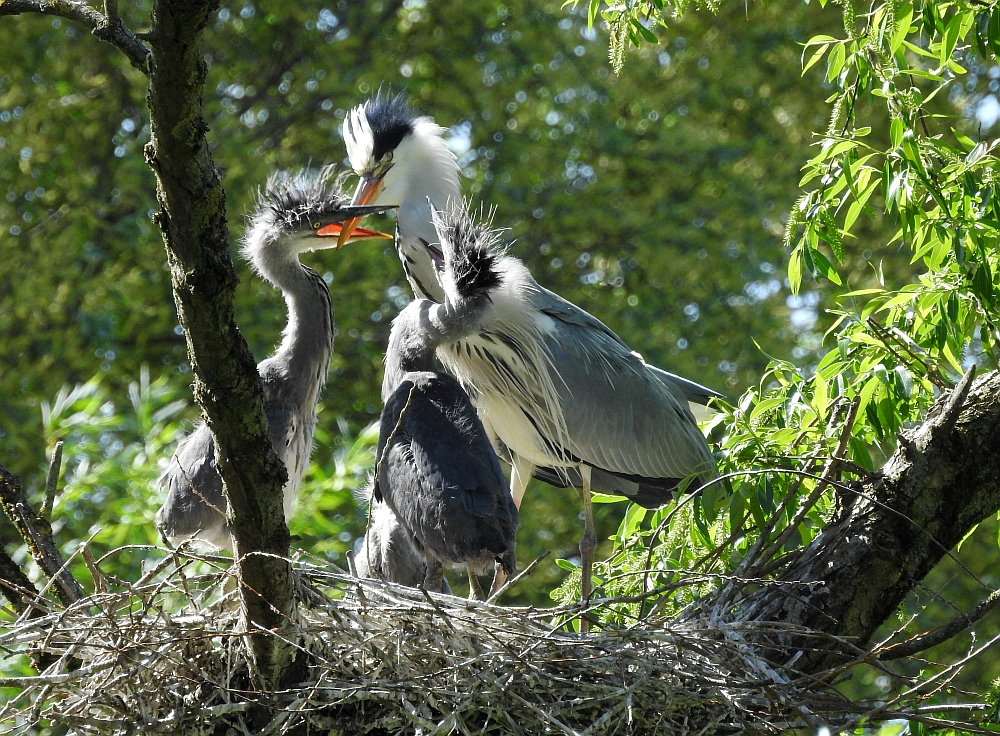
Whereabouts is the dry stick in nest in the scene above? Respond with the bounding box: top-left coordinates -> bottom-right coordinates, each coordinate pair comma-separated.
0,460 -> 84,606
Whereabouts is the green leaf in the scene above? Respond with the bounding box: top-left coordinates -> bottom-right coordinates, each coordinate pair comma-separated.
810,247 -> 843,285
990,6 -> 1000,58
844,180 -> 880,232
890,3 -> 913,54
802,43 -> 831,75
636,21 -> 658,44
554,557 -> 579,571
826,42 -> 846,83
588,0 -> 600,29
890,118 -> 904,150
894,365 -> 913,399
940,12 -> 963,69
591,492 -> 629,504
788,246 -> 803,295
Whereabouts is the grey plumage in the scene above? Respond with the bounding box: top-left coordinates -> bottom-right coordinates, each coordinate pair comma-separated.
374,207 -> 518,597
355,498 -> 452,594
155,166 -> 391,551
341,94 -> 718,602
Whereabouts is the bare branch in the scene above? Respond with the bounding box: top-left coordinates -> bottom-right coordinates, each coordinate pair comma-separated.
42,440 -> 62,520
0,461 -> 85,606
878,588 -> 1000,660
0,544 -> 42,616
0,0 -> 150,73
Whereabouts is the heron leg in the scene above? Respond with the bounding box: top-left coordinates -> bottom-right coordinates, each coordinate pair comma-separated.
579,465 -> 597,632
423,552 -> 444,593
467,568 -> 486,601
488,560 -> 506,599
510,454 -> 533,508
491,455 -> 533,598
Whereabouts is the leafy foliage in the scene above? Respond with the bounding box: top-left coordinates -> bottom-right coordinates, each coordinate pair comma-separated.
553,0 -> 1000,713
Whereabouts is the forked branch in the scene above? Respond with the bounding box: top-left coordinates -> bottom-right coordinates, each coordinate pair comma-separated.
0,0 -> 150,72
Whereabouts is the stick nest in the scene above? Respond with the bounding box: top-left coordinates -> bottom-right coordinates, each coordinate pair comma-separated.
0,549 -> 965,735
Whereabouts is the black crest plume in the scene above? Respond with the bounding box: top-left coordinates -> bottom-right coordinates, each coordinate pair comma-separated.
432,205 -> 504,300
252,165 -> 351,232
364,90 -> 418,162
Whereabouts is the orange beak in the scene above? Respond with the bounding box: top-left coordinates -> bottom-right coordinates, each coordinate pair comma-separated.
316,217 -> 392,242
336,172 -> 386,248
315,222 -> 393,241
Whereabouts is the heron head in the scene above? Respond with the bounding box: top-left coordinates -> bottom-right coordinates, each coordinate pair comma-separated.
251,166 -> 394,252
430,204 -> 504,302
340,91 -> 460,248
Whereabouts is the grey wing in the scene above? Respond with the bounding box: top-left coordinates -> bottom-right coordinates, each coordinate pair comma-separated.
646,365 -> 725,406
155,422 -> 230,548
535,284 -> 724,408
541,317 -> 716,484
534,285 -> 629,347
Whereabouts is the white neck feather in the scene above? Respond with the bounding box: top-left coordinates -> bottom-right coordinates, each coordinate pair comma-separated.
380,119 -> 461,244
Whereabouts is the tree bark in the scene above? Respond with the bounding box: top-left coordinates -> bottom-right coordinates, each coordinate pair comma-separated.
143,0 -> 298,690
743,368 -> 1000,671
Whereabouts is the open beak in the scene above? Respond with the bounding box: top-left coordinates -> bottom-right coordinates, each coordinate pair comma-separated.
336,172 -> 386,248
315,222 -> 393,242
318,202 -> 394,246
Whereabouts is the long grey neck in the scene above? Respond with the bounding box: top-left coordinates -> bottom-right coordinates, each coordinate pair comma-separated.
382,293 -> 490,400
393,149 -> 460,305
250,235 -> 334,408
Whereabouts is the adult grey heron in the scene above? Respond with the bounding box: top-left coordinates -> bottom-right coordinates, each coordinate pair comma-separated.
339,93 -> 718,601
155,166 -> 392,551
373,205 -> 519,600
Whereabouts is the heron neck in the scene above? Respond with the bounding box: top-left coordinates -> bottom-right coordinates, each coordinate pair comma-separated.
382,294 -> 490,400
391,139 -> 460,304
252,243 -> 334,406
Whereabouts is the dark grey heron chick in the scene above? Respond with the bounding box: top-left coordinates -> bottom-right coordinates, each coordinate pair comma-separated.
374,206 -> 519,599
340,93 -> 718,603
155,166 -> 393,551
354,493 -> 452,594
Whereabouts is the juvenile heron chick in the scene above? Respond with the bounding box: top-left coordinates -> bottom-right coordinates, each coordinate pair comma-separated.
375,206 -> 519,599
155,166 -> 392,551
355,496 -> 453,595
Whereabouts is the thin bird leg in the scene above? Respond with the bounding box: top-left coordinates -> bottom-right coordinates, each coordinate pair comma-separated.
423,552 -> 444,592
490,454 -> 534,597
488,561 -> 506,598
579,464 -> 597,620
467,568 -> 486,601
509,455 -> 533,508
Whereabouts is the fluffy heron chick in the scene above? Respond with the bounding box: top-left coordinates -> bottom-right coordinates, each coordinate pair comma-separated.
355,496 -> 453,595
155,166 -> 392,551
375,206 -> 518,598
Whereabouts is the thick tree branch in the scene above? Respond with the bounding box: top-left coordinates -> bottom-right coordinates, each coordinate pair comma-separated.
0,0 -> 150,73
144,0 -> 297,691
742,367 -> 1000,671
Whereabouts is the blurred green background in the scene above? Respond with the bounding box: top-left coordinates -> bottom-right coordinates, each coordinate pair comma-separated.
1,0 -> 997,637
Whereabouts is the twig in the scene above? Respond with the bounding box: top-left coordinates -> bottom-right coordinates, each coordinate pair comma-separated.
866,318 -> 952,390
0,545 -> 43,616
0,0 -> 150,72
755,397 -> 860,565
80,544 -> 106,595
42,440 -> 63,520
878,587 -> 1000,660
487,550 -> 550,604
0,461 -> 84,605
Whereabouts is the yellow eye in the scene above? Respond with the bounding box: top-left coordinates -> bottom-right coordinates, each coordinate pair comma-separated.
312,221 -> 321,230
